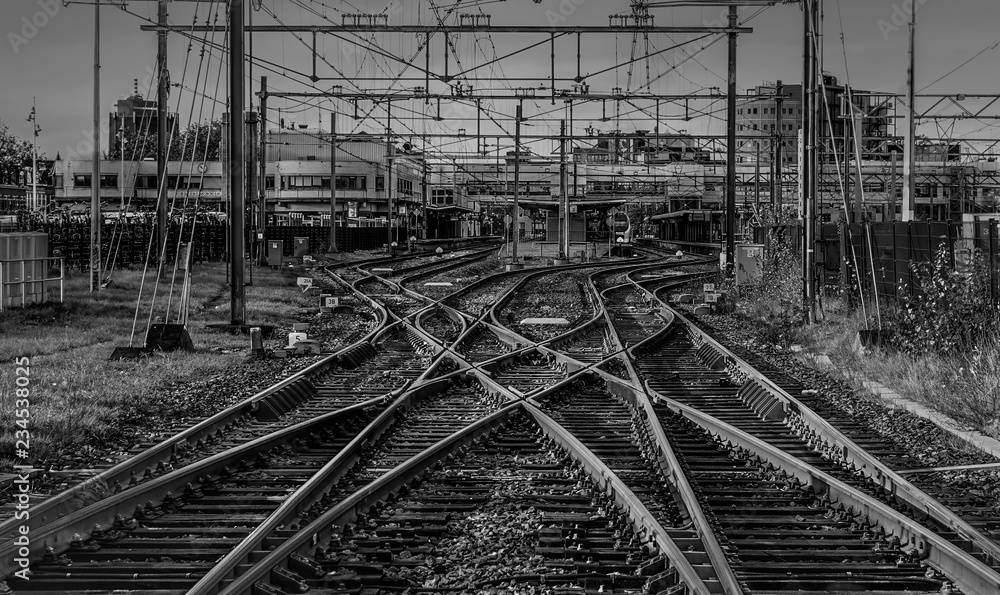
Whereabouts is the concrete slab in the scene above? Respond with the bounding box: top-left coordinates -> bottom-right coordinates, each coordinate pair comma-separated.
520,317 -> 570,326
678,294 -> 695,304
372,267 -> 393,273
863,379 -> 1000,458
806,353 -> 1000,459
424,282 -> 454,287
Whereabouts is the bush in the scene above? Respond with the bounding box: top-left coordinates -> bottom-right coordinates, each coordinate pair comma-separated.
883,245 -> 999,355
950,333 -> 1000,435
727,226 -> 803,345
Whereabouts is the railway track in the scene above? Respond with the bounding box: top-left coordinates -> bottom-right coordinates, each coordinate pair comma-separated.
6,249 -> 1000,595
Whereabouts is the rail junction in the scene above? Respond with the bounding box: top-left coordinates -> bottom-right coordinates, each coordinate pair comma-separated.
0,243 -> 998,595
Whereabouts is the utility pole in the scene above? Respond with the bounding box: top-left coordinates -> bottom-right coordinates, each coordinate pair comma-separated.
156,0 -> 168,261
229,0 -> 245,325
754,140 -> 760,213
725,6 -> 737,274
512,104 -> 522,264
902,4 -> 916,222
802,0 -> 819,323
246,111 -> 258,285
386,107 -> 393,250
258,77 -> 267,259
91,0 -> 102,292
421,157 -> 428,240
852,109 -> 864,222
889,150 -> 898,220
774,80 -> 783,210
559,119 -> 569,261
28,98 -> 38,213
329,111 -> 339,253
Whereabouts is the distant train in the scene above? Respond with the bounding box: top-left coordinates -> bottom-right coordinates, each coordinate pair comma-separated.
611,211 -> 632,243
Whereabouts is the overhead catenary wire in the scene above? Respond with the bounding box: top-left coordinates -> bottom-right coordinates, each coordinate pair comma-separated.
127,0 -> 212,346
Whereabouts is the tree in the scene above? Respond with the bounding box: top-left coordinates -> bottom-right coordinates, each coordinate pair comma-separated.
177,120 -> 223,162
107,119 -> 222,162
0,119 -> 41,186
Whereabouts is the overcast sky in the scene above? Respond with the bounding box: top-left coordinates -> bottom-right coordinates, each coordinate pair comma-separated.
2,0 -> 998,160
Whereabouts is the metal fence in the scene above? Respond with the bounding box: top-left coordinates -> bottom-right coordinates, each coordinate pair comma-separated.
844,219 -> 1000,304
755,219 -> 1000,305
265,226 -> 398,255
10,221 -> 398,271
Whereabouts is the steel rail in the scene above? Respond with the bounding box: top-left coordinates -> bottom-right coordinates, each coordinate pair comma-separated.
523,401 -> 717,595
187,373 -> 477,594
0,293 -> 389,547
594,273 -> 745,595
624,273 -> 1000,592
0,396 -> 387,579
667,302 -> 1000,569
640,379 -> 1000,595
211,403 -> 523,595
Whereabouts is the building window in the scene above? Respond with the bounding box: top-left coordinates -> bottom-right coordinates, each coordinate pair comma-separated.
432,189 -> 454,205
397,178 -> 413,195
752,108 -> 758,114
265,176 -> 275,190
166,176 -> 197,190
375,176 -> 385,191
285,176 -> 328,189
737,109 -> 742,115
752,124 -> 758,131
54,175 -> 63,188
335,175 -> 366,190
73,174 -> 117,188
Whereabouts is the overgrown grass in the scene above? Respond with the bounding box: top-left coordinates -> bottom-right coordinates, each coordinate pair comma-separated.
797,297 -> 1000,438
0,263 -> 317,470
720,226 -> 1000,440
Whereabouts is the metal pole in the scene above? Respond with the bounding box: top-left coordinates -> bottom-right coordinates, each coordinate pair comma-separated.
258,77 -> 267,255
31,98 -> 38,212
91,0 -> 102,293
852,111 -> 864,222
157,0 -> 168,260
560,119 -> 569,260
774,80 -> 783,210
246,111 -> 257,285
513,104 -> 522,262
725,6 -> 737,274
329,110 -> 339,253
754,140 -> 760,213
903,2 -> 916,222
229,0 -> 245,325
803,0 -> 819,323
422,157 -> 428,239
889,150 -> 898,220
386,106 -> 393,251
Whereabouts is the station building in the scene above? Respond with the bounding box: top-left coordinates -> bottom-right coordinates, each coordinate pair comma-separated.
53,128 -> 426,229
